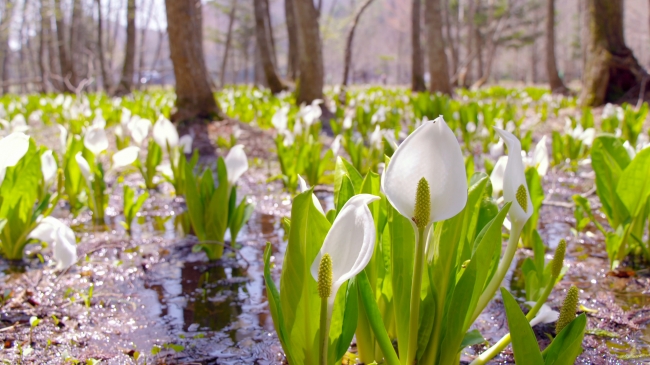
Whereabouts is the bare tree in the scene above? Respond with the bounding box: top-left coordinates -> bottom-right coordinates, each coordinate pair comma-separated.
425,0 -> 451,94
136,0 -> 155,89
53,0 -> 73,91
342,0 -> 376,88
220,0 -> 238,87
114,0 -> 136,95
293,0 -> 324,104
285,0 -> 299,80
545,0 -> 567,93
0,0 -> 14,94
96,0 -> 112,91
165,0 -> 221,122
580,0 -> 646,106
39,0 -> 51,92
253,0 -> 287,93
69,0 -> 82,87
411,0 -> 426,91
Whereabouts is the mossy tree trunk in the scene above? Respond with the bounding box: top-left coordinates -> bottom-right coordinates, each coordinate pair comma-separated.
580,0 -> 647,106
293,0 -> 324,104
165,0 -> 222,122
425,0 -> 452,94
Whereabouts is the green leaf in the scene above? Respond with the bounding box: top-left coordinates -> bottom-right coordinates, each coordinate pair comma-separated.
263,243 -> 294,363
616,147 -> 650,217
279,189 -> 331,363
459,329 -> 485,351
543,314 -> 586,365
501,288 -> 544,365
591,136 -> 631,228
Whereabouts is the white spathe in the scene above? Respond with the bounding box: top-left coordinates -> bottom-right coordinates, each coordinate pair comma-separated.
128,118 -> 151,145
382,116 -> 468,225
224,145 -> 248,186
490,156 -> 508,197
533,135 -> 549,177
84,125 -> 109,155
179,134 -> 193,154
310,194 -> 380,297
58,124 -> 68,151
272,106 -> 289,132
298,174 -> 325,215
75,152 -> 92,183
153,116 -> 179,149
0,132 -> 30,186
495,128 -> 533,228
41,150 -> 58,183
29,216 -> 78,270
112,146 -> 140,169
526,302 -> 559,327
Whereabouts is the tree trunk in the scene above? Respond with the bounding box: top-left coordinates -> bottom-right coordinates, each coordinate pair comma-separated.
114,0 -> 136,95
137,0 -> 155,89
263,0 -> 278,66
0,0 -> 14,95
69,0 -> 82,88
342,0 -> 376,87
220,0 -> 237,87
425,0 -> 452,94
464,0 -> 476,86
443,0 -> 457,76
285,0 -> 299,80
96,0 -> 112,91
39,0 -> 50,92
53,0 -> 73,91
293,0 -> 324,104
165,0 -> 221,122
253,0 -> 287,93
545,0 -> 566,93
580,0 -> 647,106
411,0 -> 426,91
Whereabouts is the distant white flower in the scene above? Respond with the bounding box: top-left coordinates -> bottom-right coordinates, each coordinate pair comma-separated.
112,146 -> 140,169
127,117 -> 151,145
224,145 -> 248,186
75,152 -> 92,183
525,302 -> 559,327
272,106 -> 289,132
533,135 -> 549,177
29,216 -> 77,270
0,132 -> 30,186
490,156 -> 508,197
152,116 -> 179,149
179,135 -> 193,154
41,150 -> 58,183
84,125 -> 108,155
298,174 -> 325,215
331,135 -> 342,155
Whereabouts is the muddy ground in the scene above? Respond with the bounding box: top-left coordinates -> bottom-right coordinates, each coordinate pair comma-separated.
0,118 -> 648,364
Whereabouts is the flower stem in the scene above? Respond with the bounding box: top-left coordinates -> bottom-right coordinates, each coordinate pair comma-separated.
319,297 -> 330,365
406,226 -> 426,365
470,273 -> 555,365
470,224 -> 523,325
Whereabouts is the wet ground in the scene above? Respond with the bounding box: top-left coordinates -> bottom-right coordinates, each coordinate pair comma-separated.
1,120 -> 649,364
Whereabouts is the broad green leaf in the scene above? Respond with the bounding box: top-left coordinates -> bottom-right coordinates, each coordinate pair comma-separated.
616,147 -> 650,217
459,329 -> 485,351
591,136 -> 631,228
501,289 -> 544,365
263,243 -> 295,364
542,314 -> 586,365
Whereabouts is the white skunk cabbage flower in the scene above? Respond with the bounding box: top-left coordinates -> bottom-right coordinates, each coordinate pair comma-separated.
41,150 -> 58,183
331,135 -> 342,155
112,146 -> 140,169
84,125 -> 108,155
272,106 -> 289,132
382,116 -> 467,227
495,128 -> 532,230
153,116 -> 179,149
310,194 -> 380,300
29,217 -> 78,270
490,156 -> 508,198
0,132 -> 30,186
58,124 -> 68,151
179,135 -> 193,154
75,152 -> 92,183
298,174 -> 325,215
224,145 -> 248,186
128,117 -> 151,145
526,302 -> 559,327
533,135 -> 549,177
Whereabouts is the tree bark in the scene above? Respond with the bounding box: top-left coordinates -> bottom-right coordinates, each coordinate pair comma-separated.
342,0 -> 376,87
253,0 -> 287,93
114,0 -> 136,95
293,0 -> 324,104
285,0 -> 299,80
69,0 -> 82,88
545,0 -> 567,93
425,0 -> 452,94
579,0 -> 647,106
165,0 -> 221,122
443,0 -> 457,76
463,0 -> 476,86
39,0 -> 50,92
136,0 -> 155,89
96,0 -> 112,91
220,0 -> 237,87
411,0 -> 426,91
53,0 -> 73,91
0,0 -> 14,95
